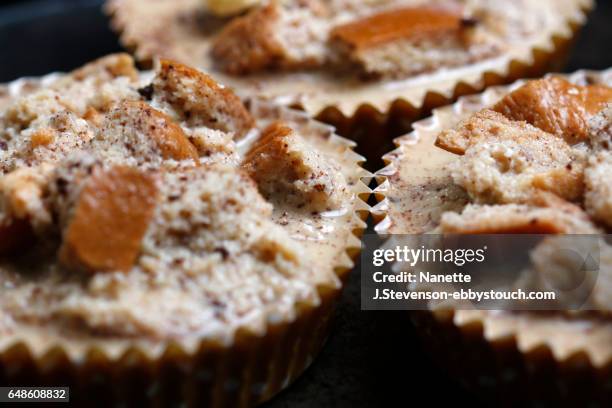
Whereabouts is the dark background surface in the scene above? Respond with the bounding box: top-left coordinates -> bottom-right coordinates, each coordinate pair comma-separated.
0,1 -> 611,407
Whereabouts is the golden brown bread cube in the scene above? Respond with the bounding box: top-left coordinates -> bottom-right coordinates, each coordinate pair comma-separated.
211,1 -> 327,75
211,3 -> 285,75
492,77 -> 612,145
243,122 -> 347,212
101,100 -> 199,162
331,6 -> 464,50
153,59 -> 255,140
59,166 -> 159,273
329,6 -> 495,79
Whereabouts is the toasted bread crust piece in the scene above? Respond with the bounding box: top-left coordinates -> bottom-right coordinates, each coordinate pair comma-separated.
101,100 -> 199,162
153,60 -> 255,140
60,166 -> 159,273
243,122 -> 347,212
211,1 -> 328,75
439,199 -> 598,234
206,0 -> 263,17
437,110 -> 548,155
492,77 -> 612,145
450,115 -> 585,203
331,6 -> 464,50
329,6 -> 499,79
211,3 -> 284,75
243,121 -> 293,164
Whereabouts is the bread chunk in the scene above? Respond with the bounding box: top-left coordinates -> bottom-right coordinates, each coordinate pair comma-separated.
97,100 -> 199,164
211,1 -> 328,75
330,6 -> 498,79
211,3 -> 283,74
492,77 -> 612,145
152,60 -> 254,139
2,90 -> 68,132
2,55 -> 139,133
439,200 -> 598,234
589,105 -> 612,151
242,122 -> 348,212
60,166 -> 159,273
447,110 -> 585,203
437,110 -> 546,155
206,0 -> 262,17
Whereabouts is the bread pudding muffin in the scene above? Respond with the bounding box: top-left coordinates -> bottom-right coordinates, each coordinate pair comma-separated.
0,54 -> 369,407
106,0 -> 592,153
375,69 -> 612,404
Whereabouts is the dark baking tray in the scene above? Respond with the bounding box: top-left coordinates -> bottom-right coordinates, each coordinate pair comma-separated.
1,1 -> 611,407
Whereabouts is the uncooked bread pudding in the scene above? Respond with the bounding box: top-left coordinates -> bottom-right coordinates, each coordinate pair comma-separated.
0,54 -> 367,405
377,71 -> 612,403
106,0 -> 592,118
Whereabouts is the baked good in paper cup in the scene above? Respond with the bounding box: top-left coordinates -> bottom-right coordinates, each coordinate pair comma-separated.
0,54 -> 370,406
373,69 -> 612,404
106,0 -> 592,164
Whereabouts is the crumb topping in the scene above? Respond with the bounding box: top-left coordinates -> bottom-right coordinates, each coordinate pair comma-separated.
207,0 -> 546,79
437,83 -> 612,231
97,100 -> 200,163
0,55 -> 356,343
